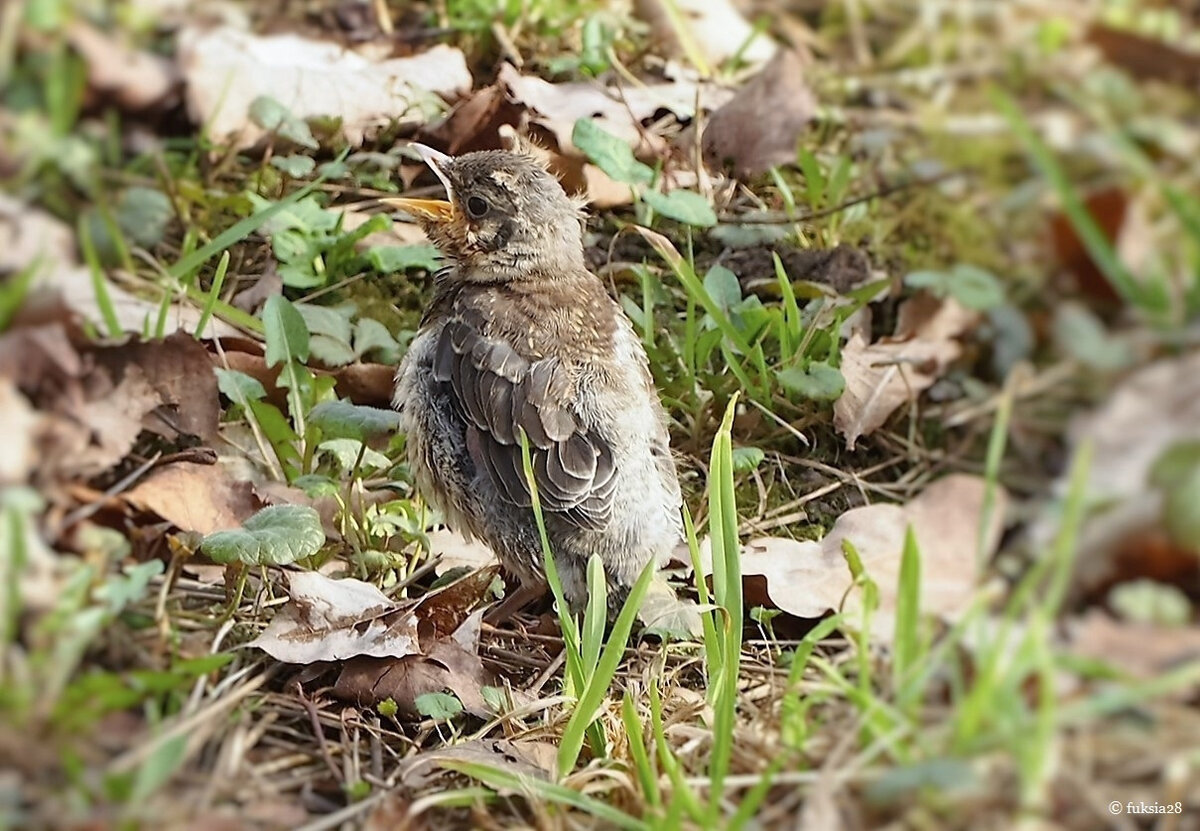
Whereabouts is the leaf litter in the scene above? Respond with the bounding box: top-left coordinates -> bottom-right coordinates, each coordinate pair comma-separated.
7,2 -> 1200,828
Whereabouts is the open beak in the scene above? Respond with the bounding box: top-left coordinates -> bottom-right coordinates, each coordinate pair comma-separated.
380,143 -> 456,223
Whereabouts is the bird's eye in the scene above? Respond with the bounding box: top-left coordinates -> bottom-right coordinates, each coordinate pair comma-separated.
466,196 -> 490,218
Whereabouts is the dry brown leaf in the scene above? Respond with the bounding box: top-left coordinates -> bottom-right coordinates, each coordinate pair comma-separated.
333,610 -> 495,717
833,294 -> 977,450
250,570 -> 421,663
635,0 -> 777,70
178,27 -> 471,148
95,331 -> 221,443
0,380 -> 39,484
1068,611 -> 1200,679
1087,22 -> 1200,89
498,63 -> 733,157
124,461 -> 263,534
426,528 -> 498,575
399,738 -> 556,788
1033,350 -> 1200,598
733,474 -> 1007,642
700,48 -> 815,177
421,83 -> 526,156
66,20 -> 179,110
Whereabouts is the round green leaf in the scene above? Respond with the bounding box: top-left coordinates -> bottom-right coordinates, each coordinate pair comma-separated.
415,691 -> 463,721
201,504 -> 325,565
776,361 -> 845,401
641,188 -> 718,228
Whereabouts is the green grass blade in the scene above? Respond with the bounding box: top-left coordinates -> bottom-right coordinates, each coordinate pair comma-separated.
193,250 -> 231,339
991,88 -> 1154,314
581,555 -> 607,679
444,760 -> 648,831
621,691 -> 661,810
706,393 -> 743,818
892,526 -> 922,716
76,216 -> 122,337
557,556 -> 656,777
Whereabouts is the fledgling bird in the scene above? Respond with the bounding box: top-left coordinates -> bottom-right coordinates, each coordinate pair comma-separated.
383,143 -> 682,618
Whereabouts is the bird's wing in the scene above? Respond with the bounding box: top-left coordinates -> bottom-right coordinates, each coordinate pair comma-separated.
432,316 -> 617,530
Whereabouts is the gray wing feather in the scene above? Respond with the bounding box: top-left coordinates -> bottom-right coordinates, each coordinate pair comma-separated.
436,318 -> 615,529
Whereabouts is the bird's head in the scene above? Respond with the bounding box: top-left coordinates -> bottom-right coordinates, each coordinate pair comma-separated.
382,144 -> 586,282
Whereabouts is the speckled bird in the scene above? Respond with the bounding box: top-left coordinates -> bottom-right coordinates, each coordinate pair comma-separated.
383,143 -> 682,618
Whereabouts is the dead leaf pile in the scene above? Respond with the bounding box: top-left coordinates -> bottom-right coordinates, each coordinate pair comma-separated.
252,567 -> 502,717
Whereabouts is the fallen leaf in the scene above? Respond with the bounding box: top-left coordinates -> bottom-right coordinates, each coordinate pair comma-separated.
333,610 -> 496,717
728,474 -> 1007,642
124,461 -> 263,534
94,331 -> 221,443
415,566 -> 500,638
1087,22 -> 1200,89
833,294 -> 977,449
1067,611 -> 1200,680
399,738 -> 556,788
178,27 -> 471,148
0,380 -> 39,484
498,63 -> 733,159
250,570 -> 420,663
421,83 -> 527,156
426,528 -> 498,575
700,48 -> 816,177
66,20 -> 179,110
1047,186 -> 1158,306
635,0 -> 777,71
1032,350 -> 1200,599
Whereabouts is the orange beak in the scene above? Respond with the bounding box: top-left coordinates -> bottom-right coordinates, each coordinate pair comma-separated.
380,143 -> 456,224
379,197 -> 454,222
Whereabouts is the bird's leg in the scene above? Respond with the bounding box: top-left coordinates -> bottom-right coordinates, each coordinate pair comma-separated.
484,579 -> 548,625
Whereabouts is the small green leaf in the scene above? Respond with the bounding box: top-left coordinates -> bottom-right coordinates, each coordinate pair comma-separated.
249,95 -> 318,149
1053,302 -> 1132,370
1163,468 -> 1200,553
215,368 -> 267,403
731,446 -> 765,472
415,691 -> 463,720
481,685 -> 507,714
776,361 -> 845,401
200,504 -> 325,565
905,264 -> 1004,311
270,154 -> 316,177
309,400 -> 402,441
571,118 -> 653,186
367,244 -> 442,273
703,265 -> 742,314
291,473 -> 341,498
318,438 -> 391,471
296,304 -> 353,343
116,187 -> 173,248
377,698 -> 399,718
262,295 -> 310,367
354,318 -> 400,362
1149,441 -> 1200,490
309,334 -> 356,367
641,188 -> 717,227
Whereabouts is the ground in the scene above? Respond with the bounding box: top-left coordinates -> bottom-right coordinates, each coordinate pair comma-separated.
2,0 -> 1200,829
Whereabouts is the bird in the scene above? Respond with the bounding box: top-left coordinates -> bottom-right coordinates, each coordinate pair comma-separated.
381,143 -> 683,619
